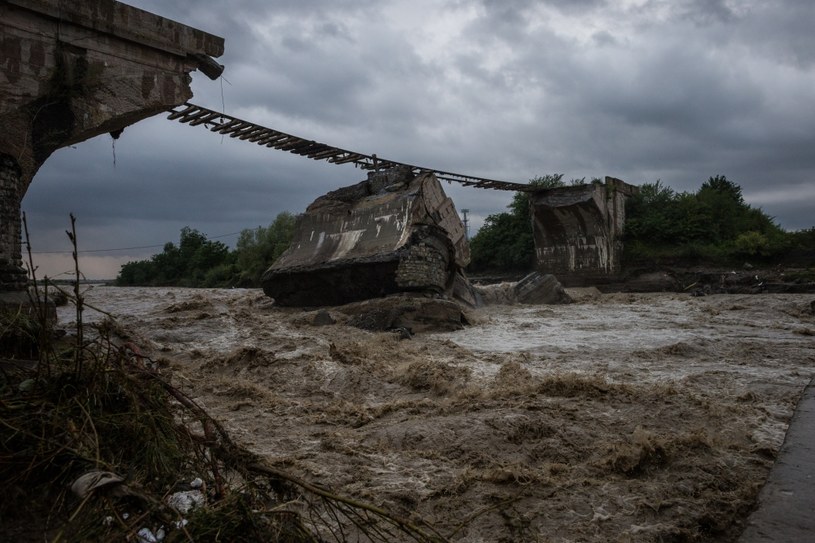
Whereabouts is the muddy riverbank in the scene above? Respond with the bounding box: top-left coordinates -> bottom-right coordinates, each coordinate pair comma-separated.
60,288 -> 815,541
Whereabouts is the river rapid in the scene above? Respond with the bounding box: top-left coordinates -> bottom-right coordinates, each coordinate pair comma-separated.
59,287 -> 815,542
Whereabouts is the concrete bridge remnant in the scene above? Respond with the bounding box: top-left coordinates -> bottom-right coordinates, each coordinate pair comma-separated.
530,177 -> 638,286
0,0 -> 224,291
263,167 -> 478,307
263,167 -> 575,317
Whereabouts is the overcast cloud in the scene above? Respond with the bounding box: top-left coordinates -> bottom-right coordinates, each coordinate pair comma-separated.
22,0 -> 815,279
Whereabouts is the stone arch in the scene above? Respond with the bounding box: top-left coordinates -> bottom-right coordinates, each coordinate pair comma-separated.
0,0 -> 223,291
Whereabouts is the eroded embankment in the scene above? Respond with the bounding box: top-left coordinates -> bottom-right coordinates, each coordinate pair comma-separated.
61,288 -> 815,542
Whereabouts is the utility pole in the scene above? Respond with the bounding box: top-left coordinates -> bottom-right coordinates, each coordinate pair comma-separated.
461,209 -> 470,240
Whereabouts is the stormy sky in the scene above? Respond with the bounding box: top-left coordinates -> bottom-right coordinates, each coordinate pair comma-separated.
23,0 -> 815,279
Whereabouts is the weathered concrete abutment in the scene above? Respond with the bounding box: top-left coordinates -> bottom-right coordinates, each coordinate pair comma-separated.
530,177 -> 638,286
263,168 -> 475,307
0,0 -> 223,290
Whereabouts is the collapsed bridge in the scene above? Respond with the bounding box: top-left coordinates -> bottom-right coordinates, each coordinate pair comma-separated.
0,0 -> 637,305
167,102 -> 533,193
168,104 -> 639,300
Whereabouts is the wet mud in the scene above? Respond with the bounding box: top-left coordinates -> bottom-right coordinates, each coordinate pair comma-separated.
60,288 -> 815,542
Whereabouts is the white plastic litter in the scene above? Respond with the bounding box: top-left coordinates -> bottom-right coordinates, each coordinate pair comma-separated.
136,527 -> 163,543
166,489 -> 206,514
70,470 -> 127,498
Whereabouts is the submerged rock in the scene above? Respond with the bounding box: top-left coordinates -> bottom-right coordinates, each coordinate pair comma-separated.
338,294 -> 471,333
475,272 -> 572,305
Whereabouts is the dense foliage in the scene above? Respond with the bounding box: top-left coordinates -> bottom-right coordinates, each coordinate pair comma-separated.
624,175 -> 790,265
233,212 -> 296,286
468,174 -> 813,273
116,212 -> 295,287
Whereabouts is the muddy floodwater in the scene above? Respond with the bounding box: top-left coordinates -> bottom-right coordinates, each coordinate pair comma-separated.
60,287 -> 815,542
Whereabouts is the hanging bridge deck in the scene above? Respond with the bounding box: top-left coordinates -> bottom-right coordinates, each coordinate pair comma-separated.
167,102 -> 532,192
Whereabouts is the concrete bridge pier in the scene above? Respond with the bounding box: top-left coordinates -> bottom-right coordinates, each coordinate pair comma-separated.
0,0 -> 224,290
529,177 -> 639,287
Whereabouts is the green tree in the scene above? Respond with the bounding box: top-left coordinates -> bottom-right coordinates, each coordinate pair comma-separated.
116,227 -> 235,287
695,175 -> 746,243
469,212 -> 534,272
117,259 -> 152,286
624,180 -> 680,243
233,212 -> 296,286
700,174 -> 743,203
785,227 -> 815,266
624,175 -> 789,265
734,231 -> 770,258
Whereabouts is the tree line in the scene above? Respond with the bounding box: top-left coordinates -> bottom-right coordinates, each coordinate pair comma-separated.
116,213 -> 295,287
622,175 -> 803,265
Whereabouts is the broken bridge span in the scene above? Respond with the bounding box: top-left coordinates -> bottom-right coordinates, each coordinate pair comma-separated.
1,0 -> 223,292
1,0 -> 637,300
167,103 -> 639,290
167,102 -> 533,193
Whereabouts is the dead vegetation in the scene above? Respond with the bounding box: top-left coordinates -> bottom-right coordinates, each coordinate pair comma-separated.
15,285 -> 811,542
1,220 -> 448,542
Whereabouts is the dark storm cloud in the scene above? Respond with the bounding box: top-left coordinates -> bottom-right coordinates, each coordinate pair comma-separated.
464,1 -> 815,180
26,119 -> 342,233
677,0 -> 737,25
21,0 -> 815,277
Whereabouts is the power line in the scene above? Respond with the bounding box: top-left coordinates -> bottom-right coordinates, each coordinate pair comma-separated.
31,231 -> 242,255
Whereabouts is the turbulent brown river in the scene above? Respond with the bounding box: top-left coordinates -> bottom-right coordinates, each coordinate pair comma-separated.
59,287 -> 815,542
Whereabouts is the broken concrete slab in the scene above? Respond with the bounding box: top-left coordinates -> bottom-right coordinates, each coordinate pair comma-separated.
262,167 -> 471,307
474,272 -> 572,305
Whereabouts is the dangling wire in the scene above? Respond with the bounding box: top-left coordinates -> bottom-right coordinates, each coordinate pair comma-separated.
110,128 -> 123,168
219,74 -> 232,145
220,75 -> 227,113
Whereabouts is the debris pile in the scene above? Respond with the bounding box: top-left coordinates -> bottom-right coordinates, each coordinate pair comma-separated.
474,272 -> 572,305
0,299 -> 442,542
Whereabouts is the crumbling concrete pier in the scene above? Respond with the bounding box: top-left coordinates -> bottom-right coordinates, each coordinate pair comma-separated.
530,177 -> 638,286
0,0 -> 223,290
263,168 -> 474,307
